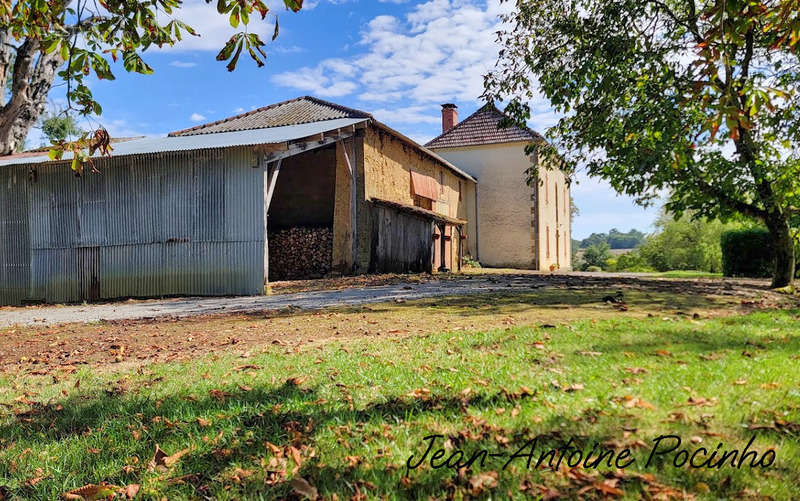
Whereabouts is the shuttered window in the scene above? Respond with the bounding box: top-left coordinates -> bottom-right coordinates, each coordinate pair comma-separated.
410,171 -> 438,200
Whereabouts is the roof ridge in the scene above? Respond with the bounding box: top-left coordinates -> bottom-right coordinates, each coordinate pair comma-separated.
423,105 -> 491,147
424,101 -> 543,149
300,96 -> 373,120
167,96 -> 373,137
168,96 -> 306,137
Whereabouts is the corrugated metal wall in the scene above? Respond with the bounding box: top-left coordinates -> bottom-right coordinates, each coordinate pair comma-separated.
0,147 -> 264,305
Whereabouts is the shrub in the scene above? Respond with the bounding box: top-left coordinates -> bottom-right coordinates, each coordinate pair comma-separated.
585,265 -> 603,272
581,242 -> 612,270
463,255 -> 481,269
638,212 -> 737,273
614,250 -> 655,272
721,228 -> 800,278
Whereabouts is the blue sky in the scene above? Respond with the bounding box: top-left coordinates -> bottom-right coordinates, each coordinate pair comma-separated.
31,0 -> 659,239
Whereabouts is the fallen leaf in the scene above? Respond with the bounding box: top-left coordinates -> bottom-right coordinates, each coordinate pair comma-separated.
148,444 -> 190,471
406,388 -> 431,399
123,484 -> 140,499
286,376 -> 309,387
291,477 -> 318,500
61,483 -> 118,500
469,471 -> 499,495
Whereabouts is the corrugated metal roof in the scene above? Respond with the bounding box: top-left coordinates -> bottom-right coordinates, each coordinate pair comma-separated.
0,118 -> 367,167
425,103 -> 543,149
169,96 -> 373,137
369,197 -> 467,225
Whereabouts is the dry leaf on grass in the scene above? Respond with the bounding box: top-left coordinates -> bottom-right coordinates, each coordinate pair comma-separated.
122,484 -> 139,499
291,477 -> 318,500
286,376 -> 309,386
61,483 -> 118,500
406,388 -> 432,399
148,444 -> 190,472
469,471 -> 499,495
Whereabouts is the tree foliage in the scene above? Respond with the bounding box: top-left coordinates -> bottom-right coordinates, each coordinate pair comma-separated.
486,0 -> 800,286
40,111 -> 83,144
579,228 -> 646,249
581,242 -> 612,270
0,0 -> 304,163
637,212 -> 739,273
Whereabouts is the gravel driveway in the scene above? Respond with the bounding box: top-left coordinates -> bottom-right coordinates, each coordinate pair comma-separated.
0,272 -> 771,328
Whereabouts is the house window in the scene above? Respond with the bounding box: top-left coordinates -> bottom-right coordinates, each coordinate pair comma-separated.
545,174 -> 549,204
546,226 -> 550,259
458,180 -> 462,201
555,184 -> 559,215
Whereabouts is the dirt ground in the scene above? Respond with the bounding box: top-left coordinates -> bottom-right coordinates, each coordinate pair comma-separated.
1,273 -> 795,379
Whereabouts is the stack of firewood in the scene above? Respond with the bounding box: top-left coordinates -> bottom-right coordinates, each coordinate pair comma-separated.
268,226 -> 333,281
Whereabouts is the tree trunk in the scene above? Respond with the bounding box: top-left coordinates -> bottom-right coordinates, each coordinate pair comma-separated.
765,213 -> 795,288
0,34 -> 65,155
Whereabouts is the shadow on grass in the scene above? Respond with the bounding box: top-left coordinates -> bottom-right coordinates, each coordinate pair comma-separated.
1,382 -> 539,499
2,370 -> 785,500
584,314 -> 800,357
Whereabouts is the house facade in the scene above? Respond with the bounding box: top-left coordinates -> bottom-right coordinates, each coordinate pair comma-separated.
426,103 -> 571,271
0,97 -> 475,305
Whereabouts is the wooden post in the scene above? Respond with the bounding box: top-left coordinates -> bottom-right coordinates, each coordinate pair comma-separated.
438,222 -> 449,273
457,226 -> 463,272
340,139 -> 357,273
263,158 -> 282,287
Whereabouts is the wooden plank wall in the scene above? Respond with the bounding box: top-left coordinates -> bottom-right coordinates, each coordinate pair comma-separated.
369,204 -> 434,274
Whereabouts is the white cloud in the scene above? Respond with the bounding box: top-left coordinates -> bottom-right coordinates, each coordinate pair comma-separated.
169,60 -> 198,68
271,59 -> 359,97
370,105 -> 441,126
190,113 -> 207,122
271,0 -> 520,111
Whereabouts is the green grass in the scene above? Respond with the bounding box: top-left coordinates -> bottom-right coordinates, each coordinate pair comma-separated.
648,270 -> 725,279
2,310 -> 800,499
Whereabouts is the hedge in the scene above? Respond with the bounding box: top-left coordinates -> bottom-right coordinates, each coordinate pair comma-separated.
721,228 -> 800,278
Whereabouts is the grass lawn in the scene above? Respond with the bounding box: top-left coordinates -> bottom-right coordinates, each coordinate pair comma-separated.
1,287 -> 799,499
647,271 -> 724,279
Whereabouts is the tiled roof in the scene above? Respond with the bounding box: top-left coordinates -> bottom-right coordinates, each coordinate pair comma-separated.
425,103 -> 542,149
169,96 -> 372,137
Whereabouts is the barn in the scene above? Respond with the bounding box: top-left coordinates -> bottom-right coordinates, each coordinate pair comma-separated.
0,97 -> 476,305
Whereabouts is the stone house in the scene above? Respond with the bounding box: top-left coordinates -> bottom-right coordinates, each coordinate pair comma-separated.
426,103 -> 572,271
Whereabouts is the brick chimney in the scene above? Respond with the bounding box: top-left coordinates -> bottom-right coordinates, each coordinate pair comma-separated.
441,103 -> 458,133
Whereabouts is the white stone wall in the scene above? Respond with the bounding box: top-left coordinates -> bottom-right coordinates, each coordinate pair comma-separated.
431,142 -> 571,270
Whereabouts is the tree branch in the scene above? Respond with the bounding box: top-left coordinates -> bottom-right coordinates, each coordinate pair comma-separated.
687,164 -> 768,220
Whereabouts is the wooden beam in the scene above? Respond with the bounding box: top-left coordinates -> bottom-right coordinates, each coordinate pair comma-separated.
339,137 -> 358,272
341,137 -> 353,177
263,158 -> 283,286
263,133 -> 354,164
265,158 -> 282,212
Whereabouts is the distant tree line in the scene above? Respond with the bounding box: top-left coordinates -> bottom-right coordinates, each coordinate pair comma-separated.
575,211 -> 799,277
577,228 -> 646,250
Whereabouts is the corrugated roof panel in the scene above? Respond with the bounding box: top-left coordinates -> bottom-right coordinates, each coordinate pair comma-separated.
0,118 -> 368,167
169,96 -> 373,137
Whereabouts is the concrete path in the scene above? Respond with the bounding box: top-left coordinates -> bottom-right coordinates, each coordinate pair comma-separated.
0,276 -> 547,328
